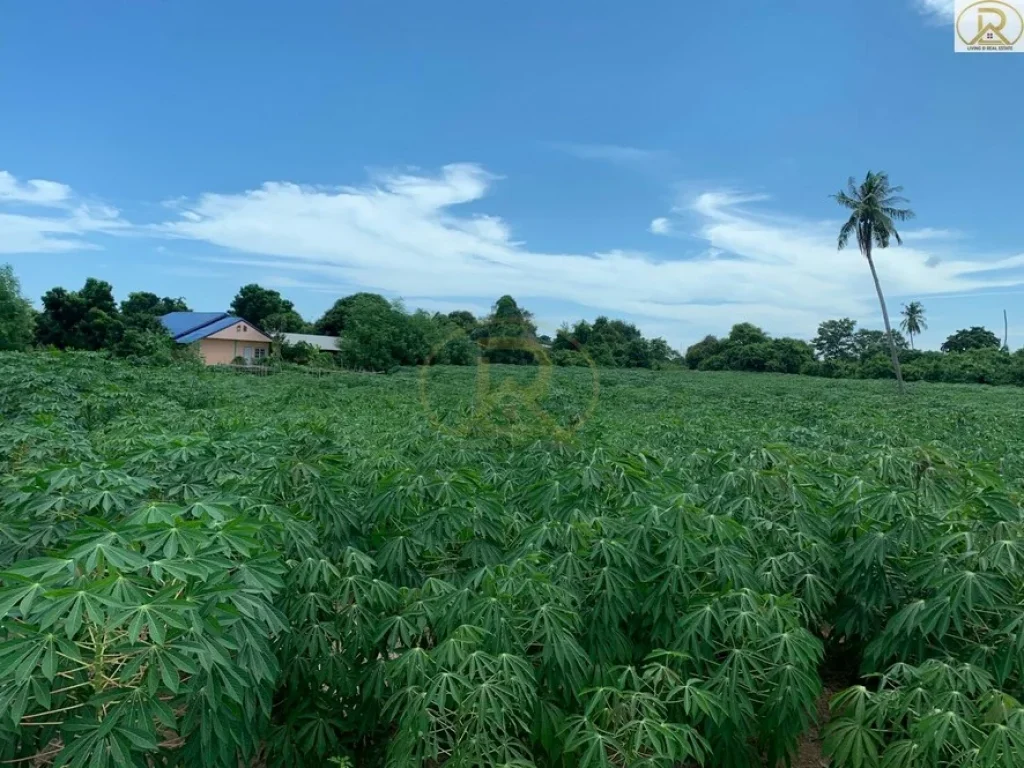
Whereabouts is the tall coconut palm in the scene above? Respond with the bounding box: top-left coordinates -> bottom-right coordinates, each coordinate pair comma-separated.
833,171 -> 915,393
900,301 -> 927,350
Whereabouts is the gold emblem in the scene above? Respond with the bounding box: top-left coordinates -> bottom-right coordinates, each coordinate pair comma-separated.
957,1 -> 1024,49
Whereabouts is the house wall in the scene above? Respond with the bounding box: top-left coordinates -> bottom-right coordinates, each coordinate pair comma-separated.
198,338 -> 270,365
206,322 -> 272,343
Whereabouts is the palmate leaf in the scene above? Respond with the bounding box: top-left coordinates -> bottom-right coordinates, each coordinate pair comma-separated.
668,677 -> 726,723
10,345 -> 1024,767
618,717 -> 708,765
879,739 -> 924,768
561,716 -> 621,768
824,718 -> 883,768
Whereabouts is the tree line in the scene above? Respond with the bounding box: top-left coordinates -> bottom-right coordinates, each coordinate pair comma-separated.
227,285 -> 683,372
683,308 -> 1024,386
2,254 -> 1020,385
0,268 -> 681,372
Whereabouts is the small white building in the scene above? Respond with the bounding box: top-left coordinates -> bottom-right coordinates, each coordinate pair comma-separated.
279,333 -> 341,353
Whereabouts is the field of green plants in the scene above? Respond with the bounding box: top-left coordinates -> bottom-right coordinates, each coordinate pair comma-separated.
2,353 -> 1024,767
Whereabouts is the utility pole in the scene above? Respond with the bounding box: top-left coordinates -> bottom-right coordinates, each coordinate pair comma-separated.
1005,309 -> 1010,351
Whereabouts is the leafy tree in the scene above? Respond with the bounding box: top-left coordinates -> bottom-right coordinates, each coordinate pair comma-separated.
336,295 -> 403,371
899,301 -> 927,350
0,264 -> 35,351
648,337 -> 679,366
310,294 -> 479,370
552,317 -> 679,369
110,327 -> 180,361
767,337 -> 817,372
474,295 -> 539,365
853,328 -> 907,361
121,291 -> 190,319
834,171 -> 915,392
446,310 -> 478,334
314,293 -> 393,336
684,335 -> 724,369
417,311 -> 479,366
229,284 -> 308,332
941,326 -> 1001,353
35,278 -> 124,350
726,322 -> 770,346
813,318 -> 858,361
119,293 -> 193,344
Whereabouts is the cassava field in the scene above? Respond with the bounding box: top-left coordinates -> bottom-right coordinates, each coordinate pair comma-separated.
3,352 -> 1024,768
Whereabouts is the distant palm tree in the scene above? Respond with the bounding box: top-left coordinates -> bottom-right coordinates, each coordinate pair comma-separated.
834,172 -> 915,393
900,301 -> 928,350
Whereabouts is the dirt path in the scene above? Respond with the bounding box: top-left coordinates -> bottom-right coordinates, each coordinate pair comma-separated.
791,688 -> 833,768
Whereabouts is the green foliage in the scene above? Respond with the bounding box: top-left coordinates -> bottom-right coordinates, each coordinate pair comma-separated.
813,318 -> 859,361
686,323 -> 815,374
335,294 -> 417,371
552,317 -> 679,369
3,349 -> 1024,767
120,292 -> 190,320
853,328 -> 908,361
315,293 -> 393,336
109,327 -> 179,362
315,294 -> 478,372
474,295 -> 540,365
36,279 -> 124,351
229,284 -> 309,333
900,301 -> 928,349
0,263 -> 35,351
813,319 -> 908,363
941,326 -> 1001,354
685,335 -> 723,370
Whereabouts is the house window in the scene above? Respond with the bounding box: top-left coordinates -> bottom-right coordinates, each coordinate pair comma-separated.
254,347 -> 267,360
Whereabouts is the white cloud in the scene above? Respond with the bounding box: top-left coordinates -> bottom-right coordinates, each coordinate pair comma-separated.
649,217 -> 671,235
914,0 -> 953,19
0,170 -> 127,253
0,171 -> 72,207
155,163 -> 1024,348
550,142 -> 672,172
902,227 -> 963,241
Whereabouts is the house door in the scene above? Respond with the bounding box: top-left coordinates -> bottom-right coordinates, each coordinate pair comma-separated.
243,346 -> 253,362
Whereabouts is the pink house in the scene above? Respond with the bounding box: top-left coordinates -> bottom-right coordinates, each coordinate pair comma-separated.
160,312 -> 273,365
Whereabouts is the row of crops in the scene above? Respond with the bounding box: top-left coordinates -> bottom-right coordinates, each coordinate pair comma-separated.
2,352 -> 1024,766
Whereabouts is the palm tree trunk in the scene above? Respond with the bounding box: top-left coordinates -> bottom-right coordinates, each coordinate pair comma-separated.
909,332 -> 915,350
866,250 -> 906,393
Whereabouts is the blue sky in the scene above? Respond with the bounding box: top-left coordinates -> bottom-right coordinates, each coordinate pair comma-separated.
2,0 -> 1022,350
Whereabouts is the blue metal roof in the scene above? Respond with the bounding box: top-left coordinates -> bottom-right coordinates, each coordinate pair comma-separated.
160,312 -> 229,339
175,315 -> 247,344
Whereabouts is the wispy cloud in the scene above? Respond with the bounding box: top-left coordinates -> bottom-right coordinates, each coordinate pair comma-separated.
153,163 -> 1024,347
0,171 -> 72,207
901,227 -> 963,242
161,265 -> 231,280
914,0 -> 954,20
0,170 -> 127,254
549,142 -> 672,172
7,163 -> 1022,348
